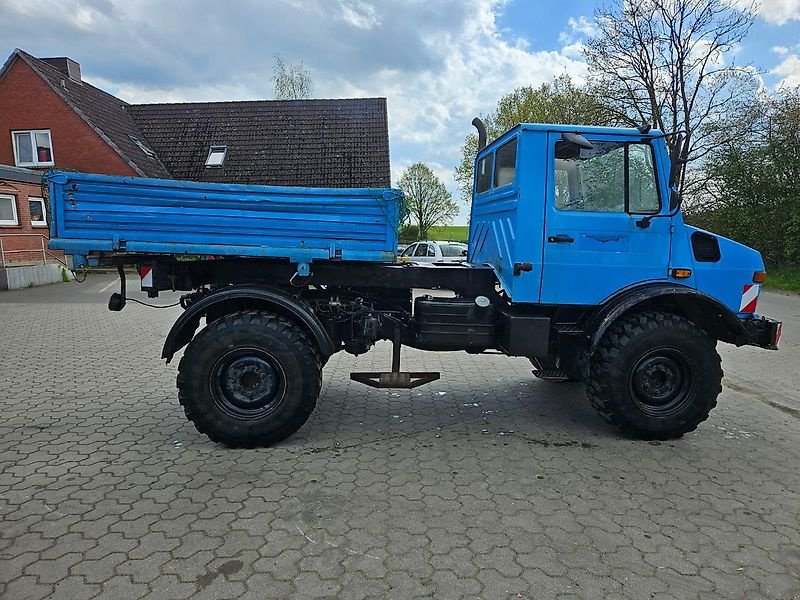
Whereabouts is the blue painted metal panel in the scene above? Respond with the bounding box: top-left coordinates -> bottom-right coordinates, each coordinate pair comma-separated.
467,130 -> 546,302
46,171 -> 400,266
680,224 -> 764,315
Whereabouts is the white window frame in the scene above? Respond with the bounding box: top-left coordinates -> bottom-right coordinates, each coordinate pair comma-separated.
205,145 -> 228,168
11,130 -> 55,167
29,197 -> 47,227
0,194 -> 19,226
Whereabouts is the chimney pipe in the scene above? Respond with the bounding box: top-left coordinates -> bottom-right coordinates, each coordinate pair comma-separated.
472,117 -> 487,150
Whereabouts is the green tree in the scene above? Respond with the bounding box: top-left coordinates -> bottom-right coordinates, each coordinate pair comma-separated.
398,163 -> 458,240
688,90 -> 800,266
272,54 -> 312,100
454,75 -> 611,203
584,0 -> 760,194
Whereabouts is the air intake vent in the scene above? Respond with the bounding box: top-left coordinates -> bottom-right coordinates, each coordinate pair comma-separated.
691,232 -> 721,262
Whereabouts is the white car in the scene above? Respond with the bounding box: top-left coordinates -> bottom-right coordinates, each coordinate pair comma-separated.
398,241 -> 468,263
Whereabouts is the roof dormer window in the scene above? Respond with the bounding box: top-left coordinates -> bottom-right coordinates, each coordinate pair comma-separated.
128,135 -> 157,159
205,145 -> 227,168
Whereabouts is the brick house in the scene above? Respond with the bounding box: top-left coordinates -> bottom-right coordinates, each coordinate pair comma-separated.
0,164 -> 65,265
0,48 -> 390,187
0,164 -> 68,289
0,48 -> 390,287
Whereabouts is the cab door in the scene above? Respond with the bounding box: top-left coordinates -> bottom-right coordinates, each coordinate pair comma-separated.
539,133 -> 671,305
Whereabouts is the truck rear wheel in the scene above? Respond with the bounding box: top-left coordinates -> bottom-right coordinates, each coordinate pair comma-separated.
587,312 -> 722,440
177,310 -> 321,447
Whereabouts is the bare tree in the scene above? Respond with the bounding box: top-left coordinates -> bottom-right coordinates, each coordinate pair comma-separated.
398,163 -> 458,240
272,54 -> 313,100
584,0 -> 760,193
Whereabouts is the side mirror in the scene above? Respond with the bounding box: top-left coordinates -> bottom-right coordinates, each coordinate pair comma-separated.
561,132 -> 594,150
556,132 -> 594,160
461,249 -> 468,256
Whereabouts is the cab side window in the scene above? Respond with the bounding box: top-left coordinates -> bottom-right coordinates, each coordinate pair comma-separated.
414,243 -> 429,257
628,145 -> 659,214
554,141 -> 659,214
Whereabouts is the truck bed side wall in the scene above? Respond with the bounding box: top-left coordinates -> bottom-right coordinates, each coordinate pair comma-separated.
47,171 -> 400,265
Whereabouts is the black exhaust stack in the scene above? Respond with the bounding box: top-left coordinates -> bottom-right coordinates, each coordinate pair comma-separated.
472,117 -> 487,150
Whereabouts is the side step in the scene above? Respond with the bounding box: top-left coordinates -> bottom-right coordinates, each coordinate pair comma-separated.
532,368 -> 571,382
350,326 -> 440,389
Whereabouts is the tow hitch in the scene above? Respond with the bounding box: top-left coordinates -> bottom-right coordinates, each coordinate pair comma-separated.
108,264 -> 126,312
350,326 -> 440,389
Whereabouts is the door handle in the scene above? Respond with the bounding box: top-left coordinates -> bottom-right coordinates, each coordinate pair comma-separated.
547,234 -> 574,244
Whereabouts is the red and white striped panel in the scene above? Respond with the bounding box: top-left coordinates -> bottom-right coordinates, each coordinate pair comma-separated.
739,284 -> 760,313
139,265 -> 153,289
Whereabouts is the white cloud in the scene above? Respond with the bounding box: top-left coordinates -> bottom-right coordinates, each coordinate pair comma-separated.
567,16 -> 599,37
773,46 -> 790,54
733,0 -> 800,24
561,41 -> 586,58
772,53 -> 800,86
338,0 -> 381,29
558,14 -> 596,60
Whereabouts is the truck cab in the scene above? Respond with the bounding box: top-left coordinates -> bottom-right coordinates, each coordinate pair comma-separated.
468,123 -> 766,318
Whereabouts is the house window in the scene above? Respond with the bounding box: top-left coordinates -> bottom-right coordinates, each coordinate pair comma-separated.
205,145 -> 227,168
0,195 -> 19,226
128,135 -> 157,159
12,130 -> 54,167
29,197 -> 47,227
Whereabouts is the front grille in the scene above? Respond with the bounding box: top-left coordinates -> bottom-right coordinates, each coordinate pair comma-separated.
691,231 -> 721,262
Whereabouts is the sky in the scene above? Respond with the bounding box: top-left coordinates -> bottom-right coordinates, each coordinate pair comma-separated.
2,0 -> 800,224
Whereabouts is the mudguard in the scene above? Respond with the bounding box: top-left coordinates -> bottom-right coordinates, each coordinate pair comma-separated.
586,283 -> 747,352
161,285 -> 335,362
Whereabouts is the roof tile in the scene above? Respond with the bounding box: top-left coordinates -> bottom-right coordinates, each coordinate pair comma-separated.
127,98 -> 390,187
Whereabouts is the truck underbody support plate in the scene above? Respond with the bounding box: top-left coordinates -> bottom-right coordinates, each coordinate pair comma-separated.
349,371 -> 441,389
350,326 -> 440,389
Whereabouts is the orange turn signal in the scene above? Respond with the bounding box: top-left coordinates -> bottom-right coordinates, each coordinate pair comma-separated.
671,268 -> 692,279
753,271 -> 767,283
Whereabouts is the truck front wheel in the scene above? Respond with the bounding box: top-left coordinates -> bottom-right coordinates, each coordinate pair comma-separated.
587,312 -> 722,440
177,310 -> 321,447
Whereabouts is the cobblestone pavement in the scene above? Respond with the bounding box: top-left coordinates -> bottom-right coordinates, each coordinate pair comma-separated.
1,275 -> 799,600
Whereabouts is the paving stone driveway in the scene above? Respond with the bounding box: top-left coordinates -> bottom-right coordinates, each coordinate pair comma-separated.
1,276 -> 799,599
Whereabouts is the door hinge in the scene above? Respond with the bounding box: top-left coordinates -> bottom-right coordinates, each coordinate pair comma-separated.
513,262 -> 533,276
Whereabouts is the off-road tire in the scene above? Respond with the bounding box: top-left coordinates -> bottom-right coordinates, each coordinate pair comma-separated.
587,311 -> 722,440
177,310 -> 321,447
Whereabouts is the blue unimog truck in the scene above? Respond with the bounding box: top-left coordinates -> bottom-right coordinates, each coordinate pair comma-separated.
46,119 -> 782,447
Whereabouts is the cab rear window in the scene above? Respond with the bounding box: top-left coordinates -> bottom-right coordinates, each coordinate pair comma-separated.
476,154 -> 493,194
494,138 -> 517,187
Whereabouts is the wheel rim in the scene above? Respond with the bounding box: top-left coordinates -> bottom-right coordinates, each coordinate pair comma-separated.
629,348 -> 695,417
210,347 -> 286,419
